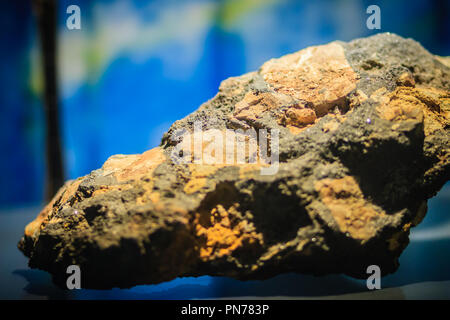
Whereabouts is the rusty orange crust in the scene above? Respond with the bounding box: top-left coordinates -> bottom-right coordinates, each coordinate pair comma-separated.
376,86 -> 449,135
233,91 -> 294,122
102,147 -> 166,182
315,176 -> 386,241
24,148 -> 166,238
232,90 -> 320,134
260,42 -> 359,116
284,107 -> 317,126
232,43 -> 359,135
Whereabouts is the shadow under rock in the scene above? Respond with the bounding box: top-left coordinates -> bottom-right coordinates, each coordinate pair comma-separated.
13,269 -> 72,299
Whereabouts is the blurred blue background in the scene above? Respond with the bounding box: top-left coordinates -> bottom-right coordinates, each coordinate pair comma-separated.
1,0 -> 449,207
0,0 -> 449,299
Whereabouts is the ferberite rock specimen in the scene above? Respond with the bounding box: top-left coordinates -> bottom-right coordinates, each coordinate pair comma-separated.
19,33 -> 449,289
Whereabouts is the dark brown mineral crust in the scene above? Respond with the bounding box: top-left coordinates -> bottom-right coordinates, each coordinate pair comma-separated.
19,33 -> 449,289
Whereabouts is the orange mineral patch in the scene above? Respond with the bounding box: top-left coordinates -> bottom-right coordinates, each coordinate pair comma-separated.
284,107 -> 317,127
102,147 -> 166,182
376,86 -> 449,134
260,42 -> 358,116
396,72 -> 416,87
315,176 -> 385,241
233,91 -> 295,122
232,90 -> 321,133
195,203 -> 262,260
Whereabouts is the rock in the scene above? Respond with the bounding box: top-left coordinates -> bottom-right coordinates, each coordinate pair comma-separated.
19,33 -> 449,289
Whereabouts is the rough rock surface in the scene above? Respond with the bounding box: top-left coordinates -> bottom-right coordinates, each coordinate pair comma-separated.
19,33 -> 449,289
